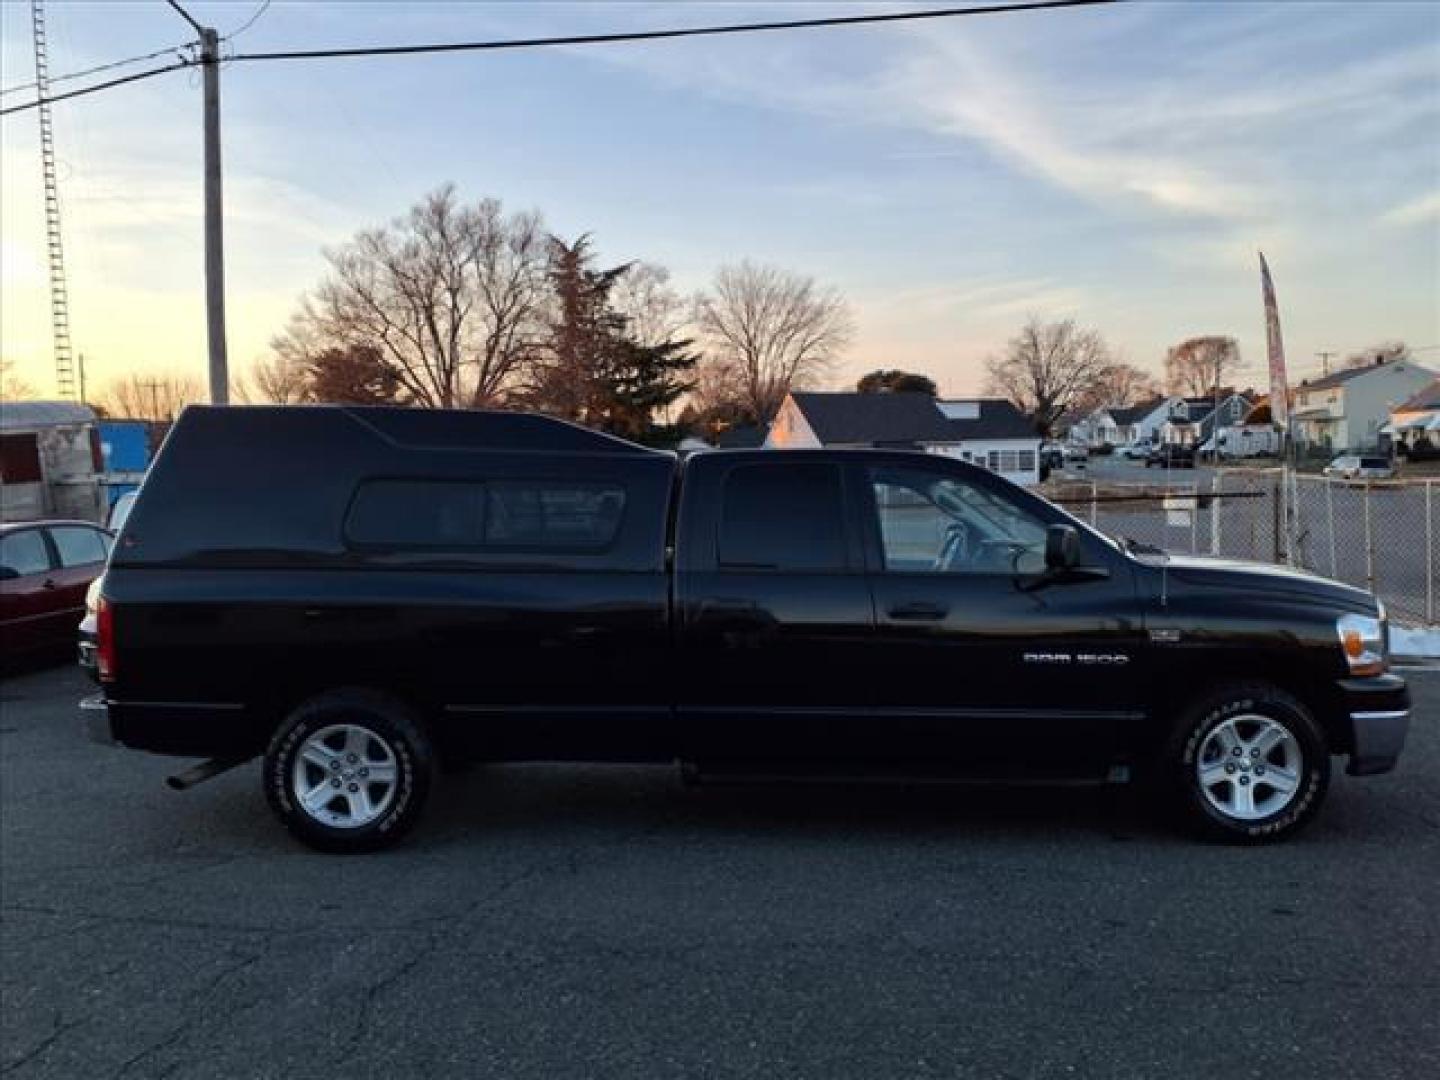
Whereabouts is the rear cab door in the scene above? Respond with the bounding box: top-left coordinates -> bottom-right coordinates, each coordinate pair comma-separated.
673,452 -> 875,768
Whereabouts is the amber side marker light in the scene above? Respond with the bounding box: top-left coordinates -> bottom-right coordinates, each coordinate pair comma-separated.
1337,613 -> 1386,677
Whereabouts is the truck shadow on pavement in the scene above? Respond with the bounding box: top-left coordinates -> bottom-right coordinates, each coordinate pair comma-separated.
413,764 -> 1171,849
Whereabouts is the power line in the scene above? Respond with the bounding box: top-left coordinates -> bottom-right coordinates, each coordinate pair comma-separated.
165,0 -> 204,37
0,1 -> 1116,117
0,42 -> 190,97
228,1 -> 1117,63
0,60 -> 192,118
227,1 -> 272,41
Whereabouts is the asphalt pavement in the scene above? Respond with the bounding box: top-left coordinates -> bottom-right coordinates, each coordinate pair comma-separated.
2,662 -> 1437,1079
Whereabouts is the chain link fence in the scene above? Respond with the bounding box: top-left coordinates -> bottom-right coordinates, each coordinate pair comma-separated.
1043,470 -> 1438,626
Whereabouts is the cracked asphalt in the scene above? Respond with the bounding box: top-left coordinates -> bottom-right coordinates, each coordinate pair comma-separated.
2,662 -> 1437,1079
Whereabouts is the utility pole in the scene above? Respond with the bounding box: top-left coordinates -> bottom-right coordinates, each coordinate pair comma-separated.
1317,351 -> 1336,378
167,1 -> 228,404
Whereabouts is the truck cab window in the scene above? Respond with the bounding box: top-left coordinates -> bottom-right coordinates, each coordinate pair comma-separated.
869,466 -> 1047,574
719,463 -> 846,571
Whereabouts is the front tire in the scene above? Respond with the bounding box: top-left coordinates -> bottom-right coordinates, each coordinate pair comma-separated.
264,690 -> 435,852
1163,682 -> 1329,843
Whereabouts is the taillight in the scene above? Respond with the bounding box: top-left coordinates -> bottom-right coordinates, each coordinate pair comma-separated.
97,596 -> 116,682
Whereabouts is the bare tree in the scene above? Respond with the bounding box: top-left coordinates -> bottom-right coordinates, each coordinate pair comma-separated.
1165,335 -> 1240,397
1344,341 -> 1408,369
96,371 -> 204,421
1,359 -> 36,401
685,354 -> 753,433
248,353 -> 311,404
611,262 -> 687,349
985,317 -> 1112,436
1076,362 -> 1161,413
285,186 -> 548,409
695,261 -> 853,422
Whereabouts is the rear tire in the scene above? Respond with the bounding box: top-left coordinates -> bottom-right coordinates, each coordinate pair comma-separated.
1162,682 -> 1329,843
264,689 -> 435,853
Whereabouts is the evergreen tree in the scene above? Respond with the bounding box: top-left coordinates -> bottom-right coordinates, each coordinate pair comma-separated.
532,235 -> 695,440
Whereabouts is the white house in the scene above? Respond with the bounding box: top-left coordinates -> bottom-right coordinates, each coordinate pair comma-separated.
767,391 -> 1042,486
1071,396 -> 1183,448
1163,393 -> 1254,447
1386,379 -> 1440,453
1291,358 -> 1436,452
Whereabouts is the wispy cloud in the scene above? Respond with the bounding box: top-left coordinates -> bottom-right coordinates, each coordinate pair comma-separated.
1379,190 -> 1440,229
883,36 -> 1265,222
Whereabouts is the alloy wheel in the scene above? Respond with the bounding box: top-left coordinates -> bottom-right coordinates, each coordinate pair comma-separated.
1195,713 -> 1304,822
291,723 -> 399,829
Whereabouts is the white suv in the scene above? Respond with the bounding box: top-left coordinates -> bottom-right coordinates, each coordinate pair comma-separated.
1323,455 -> 1394,480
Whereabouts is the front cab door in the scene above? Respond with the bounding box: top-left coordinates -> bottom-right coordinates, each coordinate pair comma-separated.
859,457 -> 1144,779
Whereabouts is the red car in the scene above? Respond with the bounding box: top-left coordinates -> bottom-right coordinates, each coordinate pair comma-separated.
0,520 -> 112,662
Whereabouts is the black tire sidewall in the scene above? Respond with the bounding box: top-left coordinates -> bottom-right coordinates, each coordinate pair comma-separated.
264,691 -> 433,852
1171,685 -> 1329,842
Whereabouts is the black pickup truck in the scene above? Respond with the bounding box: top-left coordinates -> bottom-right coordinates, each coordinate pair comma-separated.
84,406 -> 1410,851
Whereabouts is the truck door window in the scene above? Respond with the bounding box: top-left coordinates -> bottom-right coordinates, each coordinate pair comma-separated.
718,463 -> 846,571
869,466 -> 1047,574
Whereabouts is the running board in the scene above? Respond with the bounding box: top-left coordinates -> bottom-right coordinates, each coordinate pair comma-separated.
682,764 -> 1132,788
166,756 -> 252,791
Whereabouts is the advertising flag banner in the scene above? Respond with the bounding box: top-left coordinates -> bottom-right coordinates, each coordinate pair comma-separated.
1260,252 -> 1289,431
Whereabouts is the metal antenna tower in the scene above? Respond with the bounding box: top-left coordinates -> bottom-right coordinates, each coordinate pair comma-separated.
30,0 -> 78,400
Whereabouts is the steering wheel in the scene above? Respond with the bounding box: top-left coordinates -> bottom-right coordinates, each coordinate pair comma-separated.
934,522 -> 973,571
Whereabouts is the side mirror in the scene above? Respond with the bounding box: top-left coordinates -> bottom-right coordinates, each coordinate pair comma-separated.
1044,524 -> 1080,571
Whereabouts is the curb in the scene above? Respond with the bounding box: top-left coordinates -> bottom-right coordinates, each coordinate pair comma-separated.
1392,624 -> 1440,662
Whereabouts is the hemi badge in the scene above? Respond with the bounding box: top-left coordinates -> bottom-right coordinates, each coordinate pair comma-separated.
1149,628 -> 1182,643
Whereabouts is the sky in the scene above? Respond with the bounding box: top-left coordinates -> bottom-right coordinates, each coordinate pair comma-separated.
2,0 -> 1438,401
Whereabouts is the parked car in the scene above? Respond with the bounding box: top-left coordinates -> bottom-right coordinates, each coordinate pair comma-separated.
1120,441 -> 1150,460
1,520 -> 112,661
1062,443 -> 1088,463
1323,455 -> 1394,481
1145,443 -> 1196,469
84,406 -> 1410,851
1040,443 -> 1066,470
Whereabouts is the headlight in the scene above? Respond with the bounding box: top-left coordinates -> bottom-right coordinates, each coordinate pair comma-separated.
1336,611 -> 1387,676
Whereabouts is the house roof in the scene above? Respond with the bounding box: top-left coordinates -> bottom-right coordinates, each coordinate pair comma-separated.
1109,401 -> 1159,426
1396,379 -> 1440,413
1298,359 -> 1423,392
788,391 -> 1035,445
0,401 -> 96,431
